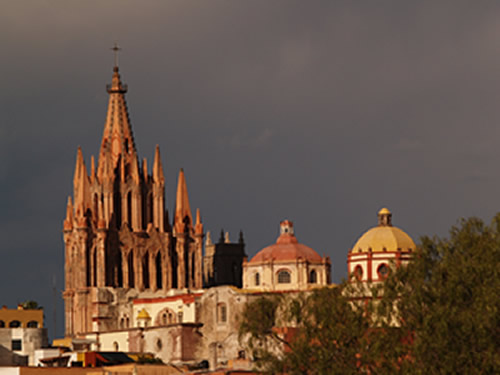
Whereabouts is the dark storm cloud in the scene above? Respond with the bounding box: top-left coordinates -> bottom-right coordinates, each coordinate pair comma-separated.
2,1 -> 500,338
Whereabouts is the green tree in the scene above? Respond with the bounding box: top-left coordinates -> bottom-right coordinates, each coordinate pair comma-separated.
20,300 -> 42,310
378,215 -> 500,374
239,286 -> 389,374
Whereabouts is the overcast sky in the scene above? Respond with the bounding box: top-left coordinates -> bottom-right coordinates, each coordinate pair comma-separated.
2,1 -> 500,339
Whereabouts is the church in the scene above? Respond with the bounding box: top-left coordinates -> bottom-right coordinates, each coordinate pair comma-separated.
62,61 -> 414,369
62,62 -> 242,336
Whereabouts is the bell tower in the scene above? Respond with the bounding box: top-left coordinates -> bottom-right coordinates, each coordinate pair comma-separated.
63,55 -> 204,337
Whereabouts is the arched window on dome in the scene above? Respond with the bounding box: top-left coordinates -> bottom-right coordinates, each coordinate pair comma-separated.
277,270 -> 291,284
255,272 -> 260,286
309,270 -> 317,283
353,265 -> 363,281
377,264 -> 389,280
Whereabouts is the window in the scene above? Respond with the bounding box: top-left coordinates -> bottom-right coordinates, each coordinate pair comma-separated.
128,251 -> 135,288
9,320 -> 21,328
142,253 -> 150,289
155,252 -> 162,289
113,341 -> 119,351
217,303 -> 227,323
0,320 -> 5,328
377,264 -> 389,279
309,270 -> 317,283
11,339 -> 22,351
157,308 -> 176,326
27,321 -> 38,328
177,312 -> 183,323
255,272 -> 260,286
353,265 -> 363,281
277,270 -> 291,284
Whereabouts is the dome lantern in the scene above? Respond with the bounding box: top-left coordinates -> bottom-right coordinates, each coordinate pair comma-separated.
378,207 -> 392,227
280,220 -> 294,236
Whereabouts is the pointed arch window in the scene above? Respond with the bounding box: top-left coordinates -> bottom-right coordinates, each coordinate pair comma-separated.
117,250 -> 123,287
92,248 -> 97,287
86,245 -> 91,287
142,252 -> 150,289
127,191 -> 132,228
155,252 -> 162,289
128,251 -> 135,288
157,308 -> 176,326
114,191 -> 122,229
93,194 -> 98,221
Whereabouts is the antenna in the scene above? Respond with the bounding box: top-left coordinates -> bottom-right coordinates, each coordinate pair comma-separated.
52,274 -> 57,340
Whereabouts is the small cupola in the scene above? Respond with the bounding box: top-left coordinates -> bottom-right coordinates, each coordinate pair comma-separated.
280,220 -> 294,235
378,208 -> 392,227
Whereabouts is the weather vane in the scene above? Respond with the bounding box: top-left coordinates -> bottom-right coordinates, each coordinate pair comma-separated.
111,42 -> 121,67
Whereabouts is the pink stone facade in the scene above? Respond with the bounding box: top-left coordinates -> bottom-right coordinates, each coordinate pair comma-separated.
63,66 -> 204,337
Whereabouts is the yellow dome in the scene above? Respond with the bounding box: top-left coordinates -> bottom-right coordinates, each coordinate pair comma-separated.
351,208 -> 415,253
137,308 -> 150,320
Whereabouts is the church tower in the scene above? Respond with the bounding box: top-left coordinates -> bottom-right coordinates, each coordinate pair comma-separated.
63,62 -> 204,337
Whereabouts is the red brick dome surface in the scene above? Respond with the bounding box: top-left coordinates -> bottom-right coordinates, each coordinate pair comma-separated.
250,232 -> 323,263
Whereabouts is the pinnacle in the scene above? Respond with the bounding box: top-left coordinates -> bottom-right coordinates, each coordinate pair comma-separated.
174,169 -> 192,233
153,145 -> 165,183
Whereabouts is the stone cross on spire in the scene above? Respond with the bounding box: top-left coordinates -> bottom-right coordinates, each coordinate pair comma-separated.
111,42 -> 121,68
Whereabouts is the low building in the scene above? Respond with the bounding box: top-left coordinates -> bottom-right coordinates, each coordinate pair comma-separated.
0,305 -> 48,366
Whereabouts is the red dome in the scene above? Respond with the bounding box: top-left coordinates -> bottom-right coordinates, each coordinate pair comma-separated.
250,221 -> 323,263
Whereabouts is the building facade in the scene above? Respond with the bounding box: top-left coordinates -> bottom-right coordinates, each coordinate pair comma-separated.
63,65 -> 204,337
0,306 -> 48,366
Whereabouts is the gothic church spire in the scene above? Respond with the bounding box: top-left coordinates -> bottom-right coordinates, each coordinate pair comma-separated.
97,65 -> 138,182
